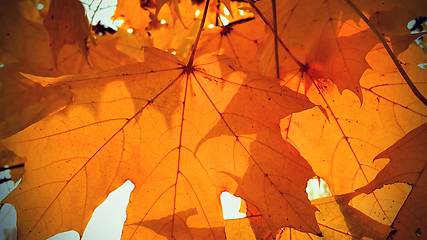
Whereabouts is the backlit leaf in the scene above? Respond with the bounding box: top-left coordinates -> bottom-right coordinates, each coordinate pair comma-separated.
1,0 -> 427,239
43,0 -> 95,66
2,47 -> 319,239
357,122 -> 427,239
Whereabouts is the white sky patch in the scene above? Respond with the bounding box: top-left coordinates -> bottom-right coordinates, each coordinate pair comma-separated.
80,0 -> 118,29
220,192 -> 246,220
45,181 -> 134,240
220,15 -> 229,26
0,179 -> 20,240
82,181 -> 134,240
407,19 -> 417,31
47,231 -> 80,240
223,6 -> 230,16
113,19 -> 124,27
306,178 -> 331,200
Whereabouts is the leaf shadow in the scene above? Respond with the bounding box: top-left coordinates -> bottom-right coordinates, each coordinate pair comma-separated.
334,193 -> 393,239
126,208 -> 225,239
192,72 -> 321,235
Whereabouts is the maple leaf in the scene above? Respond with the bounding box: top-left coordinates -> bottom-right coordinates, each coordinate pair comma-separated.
116,0 -> 252,60
1,47 -> 320,239
155,0 -> 233,25
0,0 -> 137,77
0,0 -> 138,140
251,0 -> 427,105
1,0 -> 427,239
196,17 -> 265,71
0,0 -> 54,72
0,68 -> 73,139
43,0 -> 95,66
251,0 -> 380,102
356,122 -> 427,239
282,39 -> 427,188
278,41 -> 426,229
114,0 -> 151,35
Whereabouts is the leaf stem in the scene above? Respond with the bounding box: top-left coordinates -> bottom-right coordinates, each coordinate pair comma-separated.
186,0 -> 210,70
245,0 -> 306,70
344,0 -> 427,107
272,0 -> 280,78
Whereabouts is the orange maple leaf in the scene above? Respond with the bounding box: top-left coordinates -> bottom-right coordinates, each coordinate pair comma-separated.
2,47 -> 320,239
1,0 -> 427,239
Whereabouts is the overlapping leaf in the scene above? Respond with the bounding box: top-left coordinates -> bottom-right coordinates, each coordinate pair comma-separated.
1,47 -> 320,239
225,194 -> 397,240
1,0 -> 427,239
0,0 -> 137,77
114,0 -> 151,35
253,0 -> 381,102
357,122 -> 427,239
43,0 -> 95,66
196,17 -> 265,71
0,0 -> 138,139
279,37 -> 427,229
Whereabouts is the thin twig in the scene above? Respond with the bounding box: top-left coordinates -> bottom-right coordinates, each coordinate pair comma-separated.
272,0 -> 280,78
186,0 -> 210,70
245,0 -> 306,70
90,0 -> 103,25
0,163 -> 24,172
344,0 -> 427,107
